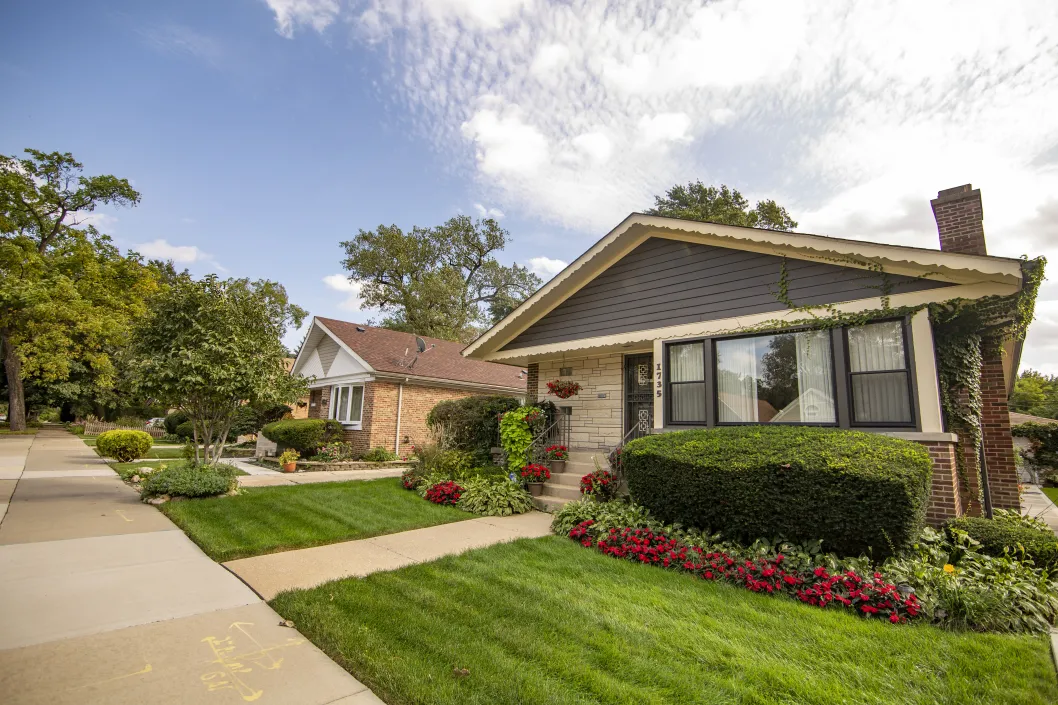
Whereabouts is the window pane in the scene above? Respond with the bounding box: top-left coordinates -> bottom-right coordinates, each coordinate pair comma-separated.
848,321 -> 906,372
349,386 -> 364,423
670,382 -> 707,423
335,386 -> 349,421
669,343 -> 704,382
852,372 -> 912,423
717,331 -> 835,424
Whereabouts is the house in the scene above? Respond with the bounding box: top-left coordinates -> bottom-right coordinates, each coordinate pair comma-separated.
287,317 -> 526,456
463,185 -> 1035,524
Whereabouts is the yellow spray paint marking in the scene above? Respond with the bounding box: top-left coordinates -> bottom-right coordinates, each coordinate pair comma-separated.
200,621 -> 305,701
67,663 -> 153,690
114,509 -> 133,522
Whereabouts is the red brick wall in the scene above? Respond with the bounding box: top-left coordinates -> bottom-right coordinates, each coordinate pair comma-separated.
920,441 -> 963,526
931,185 -> 987,256
979,354 -> 1020,511
526,363 -> 539,404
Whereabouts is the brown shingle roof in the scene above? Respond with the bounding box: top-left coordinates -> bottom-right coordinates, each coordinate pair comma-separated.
316,317 -> 526,391
1010,412 -> 1057,429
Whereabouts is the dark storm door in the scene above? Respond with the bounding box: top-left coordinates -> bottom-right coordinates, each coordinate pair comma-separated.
624,354 -> 654,440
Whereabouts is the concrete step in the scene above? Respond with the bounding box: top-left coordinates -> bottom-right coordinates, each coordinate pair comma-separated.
540,484 -> 580,501
566,450 -> 606,464
532,495 -> 570,513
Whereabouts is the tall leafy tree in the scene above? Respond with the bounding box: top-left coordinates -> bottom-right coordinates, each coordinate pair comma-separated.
340,215 -> 541,342
648,181 -> 797,231
1,149 -> 153,430
132,275 -> 308,464
1011,369 -> 1058,419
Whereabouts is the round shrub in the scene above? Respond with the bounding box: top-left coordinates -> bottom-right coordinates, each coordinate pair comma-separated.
164,411 -> 189,435
622,427 -> 933,558
426,395 -> 522,460
947,516 -> 1058,569
261,419 -> 344,454
175,421 -> 195,440
96,430 -> 154,462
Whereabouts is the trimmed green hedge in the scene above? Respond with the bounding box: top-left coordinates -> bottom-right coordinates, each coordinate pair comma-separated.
622,427 -> 933,558
261,418 -> 344,453
947,516 -> 1058,569
426,395 -> 521,460
96,430 -> 154,462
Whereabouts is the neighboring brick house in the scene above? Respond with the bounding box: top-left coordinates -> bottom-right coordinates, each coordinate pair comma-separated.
463,184 -> 1035,523
289,317 -> 526,457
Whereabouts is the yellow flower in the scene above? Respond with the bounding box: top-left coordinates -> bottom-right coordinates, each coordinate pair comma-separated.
943,564 -> 956,574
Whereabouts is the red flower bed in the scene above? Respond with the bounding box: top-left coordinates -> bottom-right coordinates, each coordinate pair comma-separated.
425,481 -> 463,505
580,469 -> 618,500
568,521 -> 920,624
521,463 -> 551,483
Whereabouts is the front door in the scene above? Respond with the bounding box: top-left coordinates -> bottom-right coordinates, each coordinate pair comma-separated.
624,354 -> 654,440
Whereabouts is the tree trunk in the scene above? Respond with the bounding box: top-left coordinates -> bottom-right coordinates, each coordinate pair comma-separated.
1,330 -> 27,432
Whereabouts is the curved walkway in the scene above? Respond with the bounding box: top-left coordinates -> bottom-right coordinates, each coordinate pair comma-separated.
0,428 -> 381,704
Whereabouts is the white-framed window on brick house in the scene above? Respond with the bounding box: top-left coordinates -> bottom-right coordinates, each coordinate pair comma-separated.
329,384 -> 365,427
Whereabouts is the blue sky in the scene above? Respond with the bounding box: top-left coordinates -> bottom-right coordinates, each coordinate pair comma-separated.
3,1 -> 1058,372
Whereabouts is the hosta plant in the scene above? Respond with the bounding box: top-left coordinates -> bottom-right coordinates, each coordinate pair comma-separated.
457,477 -> 533,516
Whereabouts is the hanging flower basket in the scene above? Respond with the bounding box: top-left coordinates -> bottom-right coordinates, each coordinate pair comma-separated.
546,380 -> 582,399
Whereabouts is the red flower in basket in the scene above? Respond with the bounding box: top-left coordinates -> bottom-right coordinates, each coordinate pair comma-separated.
546,380 -> 582,399
545,444 -> 568,461
521,463 -> 551,483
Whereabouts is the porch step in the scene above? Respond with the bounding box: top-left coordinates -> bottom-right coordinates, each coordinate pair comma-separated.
532,495 -> 569,513
540,484 -> 581,501
566,450 -> 607,464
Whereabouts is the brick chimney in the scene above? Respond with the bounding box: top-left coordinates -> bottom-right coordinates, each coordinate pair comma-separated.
931,184 -> 987,256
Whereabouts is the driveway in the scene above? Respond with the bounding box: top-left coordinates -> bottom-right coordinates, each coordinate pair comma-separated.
0,428 -> 382,704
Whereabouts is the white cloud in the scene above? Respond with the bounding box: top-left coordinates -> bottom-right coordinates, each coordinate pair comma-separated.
265,0 -> 340,38
527,256 -> 567,279
65,211 -> 118,231
134,239 -> 226,272
323,274 -> 367,311
637,113 -> 693,148
461,105 -> 549,175
275,0 -> 1058,371
473,203 -> 505,219
138,22 -> 225,66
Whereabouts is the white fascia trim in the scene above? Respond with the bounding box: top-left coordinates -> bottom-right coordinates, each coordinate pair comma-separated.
307,373 -> 374,388
312,319 -> 376,374
371,371 -> 525,395
480,281 -> 1018,362
289,319 -> 322,378
463,213 -> 1025,359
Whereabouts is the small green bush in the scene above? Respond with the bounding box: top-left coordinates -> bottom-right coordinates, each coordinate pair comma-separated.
140,463 -> 239,499
623,427 -> 932,558
261,418 -> 343,454
457,466 -> 509,483
96,430 -> 154,462
362,446 -> 397,462
458,477 -> 533,516
69,424 -> 85,436
947,515 -> 1058,569
175,421 -> 195,439
164,411 -> 189,435
426,395 -> 522,460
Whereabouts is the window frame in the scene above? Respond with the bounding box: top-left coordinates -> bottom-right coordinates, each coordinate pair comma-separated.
842,318 -> 917,429
711,327 -> 840,428
328,384 -> 365,428
665,340 -> 709,426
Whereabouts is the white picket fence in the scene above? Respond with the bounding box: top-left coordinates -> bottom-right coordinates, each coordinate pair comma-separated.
83,420 -> 165,439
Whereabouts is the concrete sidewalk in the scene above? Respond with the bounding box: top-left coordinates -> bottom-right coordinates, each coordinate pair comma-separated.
225,511 -> 553,600
0,428 -> 381,704
1022,483 -> 1058,535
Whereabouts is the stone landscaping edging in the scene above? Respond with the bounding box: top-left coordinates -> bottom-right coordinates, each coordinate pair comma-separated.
258,458 -> 415,473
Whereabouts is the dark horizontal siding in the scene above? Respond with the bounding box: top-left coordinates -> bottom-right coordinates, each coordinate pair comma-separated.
502,238 -> 949,350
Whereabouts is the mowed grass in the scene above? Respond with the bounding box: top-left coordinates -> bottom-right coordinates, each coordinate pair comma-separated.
271,537 -> 1058,705
161,478 -> 472,562
1043,487 -> 1058,506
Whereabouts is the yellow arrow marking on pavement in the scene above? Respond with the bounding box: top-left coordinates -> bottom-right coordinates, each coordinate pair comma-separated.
114,509 -> 133,522
67,663 -> 152,690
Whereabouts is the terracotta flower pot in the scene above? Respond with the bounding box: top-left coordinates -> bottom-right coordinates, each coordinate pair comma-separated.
282,462 -> 297,473
527,482 -> 544,497
550,460 -> 566,473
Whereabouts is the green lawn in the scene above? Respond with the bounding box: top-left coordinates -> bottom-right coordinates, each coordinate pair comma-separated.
271,537 -> 1058,705
1042,487 -> 1058,506
160,478 -> 472,562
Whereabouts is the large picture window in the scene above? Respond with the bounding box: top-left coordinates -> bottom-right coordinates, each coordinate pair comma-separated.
330,384 -> 365,425
715,329 -> 836,424
668,342 -> 706,423
846,321 -> 913,425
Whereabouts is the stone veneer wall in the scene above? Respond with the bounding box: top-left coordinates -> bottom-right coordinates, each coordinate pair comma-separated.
536,353 -> 624,450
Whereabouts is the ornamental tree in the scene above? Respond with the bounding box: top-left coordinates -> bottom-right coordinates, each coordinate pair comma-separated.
647,181 -> 797,231
131,275 -> 308,464
1,149 -> 149,430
